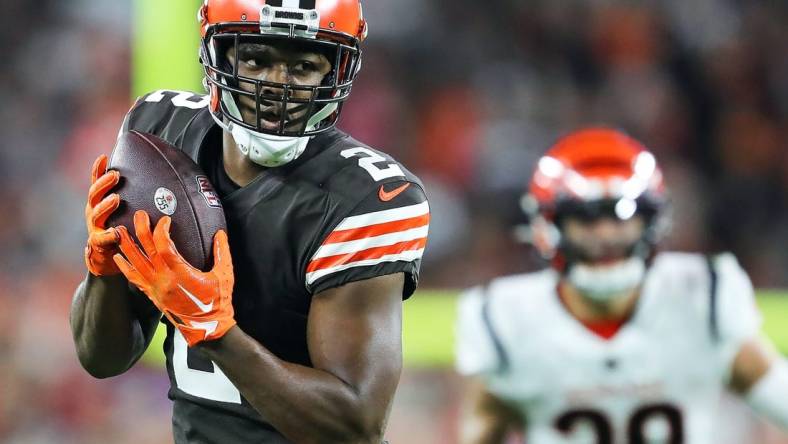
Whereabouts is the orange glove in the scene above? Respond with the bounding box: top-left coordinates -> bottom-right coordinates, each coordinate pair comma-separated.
84,154 -> 122,276
113,211 -> 236,346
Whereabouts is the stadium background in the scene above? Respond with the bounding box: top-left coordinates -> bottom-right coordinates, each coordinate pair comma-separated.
0,0 -> 786,442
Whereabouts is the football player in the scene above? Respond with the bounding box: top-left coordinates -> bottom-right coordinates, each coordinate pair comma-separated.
455,128 -> 788,443
70,1 -> 429,443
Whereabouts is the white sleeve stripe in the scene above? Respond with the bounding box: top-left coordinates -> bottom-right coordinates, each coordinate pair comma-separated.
310,226 -> 429,260
335,201 -> 429,231
306,249 -> 425,286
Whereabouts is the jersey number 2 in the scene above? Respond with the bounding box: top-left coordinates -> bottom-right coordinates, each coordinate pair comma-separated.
172,330 -> 242,404
341,147 -> 405,182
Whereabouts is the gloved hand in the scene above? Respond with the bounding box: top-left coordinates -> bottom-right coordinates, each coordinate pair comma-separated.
84,154 -> 122,276
113,210 -> 236,346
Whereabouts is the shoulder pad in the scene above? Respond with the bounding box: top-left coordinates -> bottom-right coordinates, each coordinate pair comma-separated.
123,90 -> 210,144
302,134 -> 424,203
301,134 -> 429,296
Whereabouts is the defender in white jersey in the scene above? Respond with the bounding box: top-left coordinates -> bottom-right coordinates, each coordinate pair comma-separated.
455,128 -> 788,444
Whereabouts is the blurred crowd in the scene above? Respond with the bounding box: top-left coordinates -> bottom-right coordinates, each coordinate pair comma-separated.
0,0 -> 785,442
344,0 -> 788,288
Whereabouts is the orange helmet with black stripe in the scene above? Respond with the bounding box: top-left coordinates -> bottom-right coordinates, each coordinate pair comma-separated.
521,128 -> 669,270
198,0 -> 367,138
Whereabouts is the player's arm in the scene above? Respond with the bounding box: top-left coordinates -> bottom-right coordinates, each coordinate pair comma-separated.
199,273 -> 404,444
70,154 -> 160,378
192,180 -> 426,442
460,379 -> 525,444
729,336 -> 788,431
711,254 -> 788,431
455,285 -> 525,443
729,336 -> 778,393
70,274 -> 160,378
113,177 -> 427,442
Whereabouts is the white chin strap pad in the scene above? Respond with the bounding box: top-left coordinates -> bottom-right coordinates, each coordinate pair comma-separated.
567,256 -> 646,302
228,122 -> 309,168
216,87 -> 308,168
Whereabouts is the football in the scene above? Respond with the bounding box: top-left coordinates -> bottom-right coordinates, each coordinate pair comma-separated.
106,130 -> 226,271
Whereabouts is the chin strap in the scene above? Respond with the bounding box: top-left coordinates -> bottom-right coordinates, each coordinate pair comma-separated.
229,121 -> 311,167
210,89 -> 338,168
566,256 -> 646,303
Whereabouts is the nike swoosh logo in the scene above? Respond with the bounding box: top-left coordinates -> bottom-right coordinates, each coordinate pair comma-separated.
190,320 -> 218,339
178,284 -> 213,313
378,183 -> 410,202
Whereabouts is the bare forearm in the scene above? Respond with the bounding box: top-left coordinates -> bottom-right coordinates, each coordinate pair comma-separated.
461,384 -> 524,444
461,418 -> 513,444
69,273 -> 155,377
199,326 -> 389,444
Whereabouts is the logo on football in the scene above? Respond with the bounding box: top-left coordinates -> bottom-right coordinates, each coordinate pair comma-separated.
196,176 -> 222,208
154,187 -> 178,215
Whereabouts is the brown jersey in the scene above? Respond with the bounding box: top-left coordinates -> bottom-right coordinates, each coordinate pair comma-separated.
123,89 -> 430,443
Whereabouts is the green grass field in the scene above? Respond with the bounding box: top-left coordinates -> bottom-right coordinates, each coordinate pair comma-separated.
753,290 -> 788,354
141,289 -> 788,369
